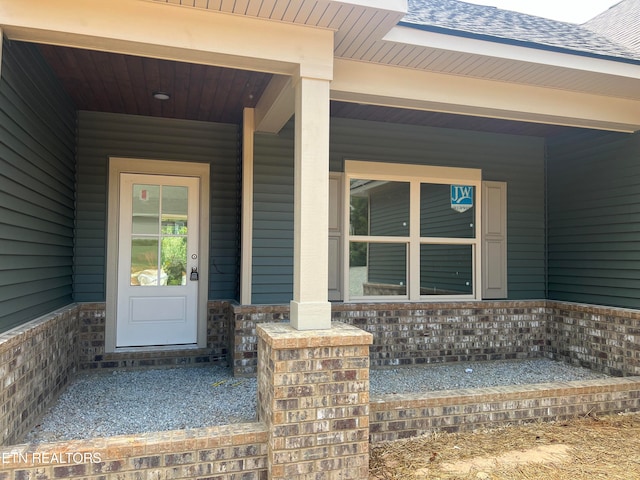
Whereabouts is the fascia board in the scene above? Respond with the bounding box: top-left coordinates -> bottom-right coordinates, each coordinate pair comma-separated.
330,0 -> 407,14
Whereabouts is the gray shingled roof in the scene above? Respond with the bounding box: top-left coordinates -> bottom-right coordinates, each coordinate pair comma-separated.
402,0 -> 640,62
585,0 -> 640,54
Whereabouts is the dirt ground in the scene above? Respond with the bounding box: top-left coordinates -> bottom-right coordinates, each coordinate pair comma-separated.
370,412 -> 640,479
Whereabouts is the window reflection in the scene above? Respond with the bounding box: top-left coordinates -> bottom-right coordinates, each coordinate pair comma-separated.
130,238 -> 164,286
162,237 -> 187,285
420,244 -> 473,295
161,186 -> 188,286
132,185 -> 160,235
346,167 -> 480,301
161,186 -> 188,235
129,184 -> 188,287
349,242 -> 406,297
420,183 -> 475,238
350,180 -> 410,237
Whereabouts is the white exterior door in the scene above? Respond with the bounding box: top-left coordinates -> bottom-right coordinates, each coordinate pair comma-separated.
116,173 -> 200,347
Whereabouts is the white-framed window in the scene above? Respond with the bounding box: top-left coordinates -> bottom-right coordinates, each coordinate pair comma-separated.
343,161 -> 482,302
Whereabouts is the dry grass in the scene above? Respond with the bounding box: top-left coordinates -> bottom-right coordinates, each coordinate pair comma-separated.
370,412 -> 640,479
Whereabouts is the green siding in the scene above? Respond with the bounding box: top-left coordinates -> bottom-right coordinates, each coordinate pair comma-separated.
251,117 -> 546,302
75,111 -> 240,302
547,130 -> 640,308
252,122 -> 295,304
0,40 -> 77,332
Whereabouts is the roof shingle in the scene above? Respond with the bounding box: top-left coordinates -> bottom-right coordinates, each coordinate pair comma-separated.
584,0 -> 640,54
402,0 -> 640,62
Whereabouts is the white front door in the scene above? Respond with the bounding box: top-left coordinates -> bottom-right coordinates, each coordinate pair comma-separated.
116,173 -> 200,347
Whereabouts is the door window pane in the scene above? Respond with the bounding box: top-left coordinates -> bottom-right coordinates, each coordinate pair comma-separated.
162,237 -> 187,286
161,186 -> 188,234
420,183 -> 475,238
350,180 -> 410,236
350,242 -> 407,297
132,185 -> 160,234
130,238 -> 165,286
420,244 -> 473,295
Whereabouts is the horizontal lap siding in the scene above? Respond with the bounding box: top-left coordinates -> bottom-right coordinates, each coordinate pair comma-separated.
0,41 -> 76,332
76,111 -> 239,301
547,130 -> 640,308
251,117 -> 545,303
252,122 -> 295,304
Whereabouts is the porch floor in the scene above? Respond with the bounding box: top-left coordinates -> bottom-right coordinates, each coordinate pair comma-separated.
23,359 -> 609,444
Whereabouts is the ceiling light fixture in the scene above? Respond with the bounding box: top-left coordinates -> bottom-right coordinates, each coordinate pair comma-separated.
152,91 -> 170,101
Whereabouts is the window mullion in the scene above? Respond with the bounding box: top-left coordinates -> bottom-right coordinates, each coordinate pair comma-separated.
419,237 -> 476,245
350,235 -> 410,243
157,185 -> 163,286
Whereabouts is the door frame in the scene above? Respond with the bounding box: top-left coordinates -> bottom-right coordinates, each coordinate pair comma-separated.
105,158 -> 210,352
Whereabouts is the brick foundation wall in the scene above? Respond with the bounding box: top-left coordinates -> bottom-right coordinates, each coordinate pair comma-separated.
547,301 -> 640,377
332,301 -> 548,368
370,376 -> 640,442
0,423 -> 268,479
232,305 -> 290,376
3,300 -> 640,476
78,301 -> 232,370
0,305 -> 78,446
232,301 -> 640,378
233,301 -> 548,376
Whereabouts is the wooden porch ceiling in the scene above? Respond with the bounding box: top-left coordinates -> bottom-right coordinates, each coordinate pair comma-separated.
38,44 -> 274,125
38,43 -> 581,137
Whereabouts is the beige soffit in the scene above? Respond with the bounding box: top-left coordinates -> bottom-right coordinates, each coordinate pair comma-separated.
149,0 -> 408,59
377,25 -> 640,101
164,0 -> 640,103
151,0 -> 640,130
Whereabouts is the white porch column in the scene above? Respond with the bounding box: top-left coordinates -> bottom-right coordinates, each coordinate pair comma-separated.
290,76 -> 332,330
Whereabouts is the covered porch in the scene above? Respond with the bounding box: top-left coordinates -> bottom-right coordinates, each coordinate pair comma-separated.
2,0 -> 640,341
2,0 -> 640,478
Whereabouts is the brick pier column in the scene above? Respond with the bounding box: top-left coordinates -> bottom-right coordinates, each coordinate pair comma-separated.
257,322 -> 373,479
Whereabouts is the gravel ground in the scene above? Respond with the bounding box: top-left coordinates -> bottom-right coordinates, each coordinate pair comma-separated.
24,366 -> 257,443
24,359 -> 609,443
369,358 -> 610,395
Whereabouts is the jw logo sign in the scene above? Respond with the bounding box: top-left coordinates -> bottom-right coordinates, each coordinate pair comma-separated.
451,185 -> 474,213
